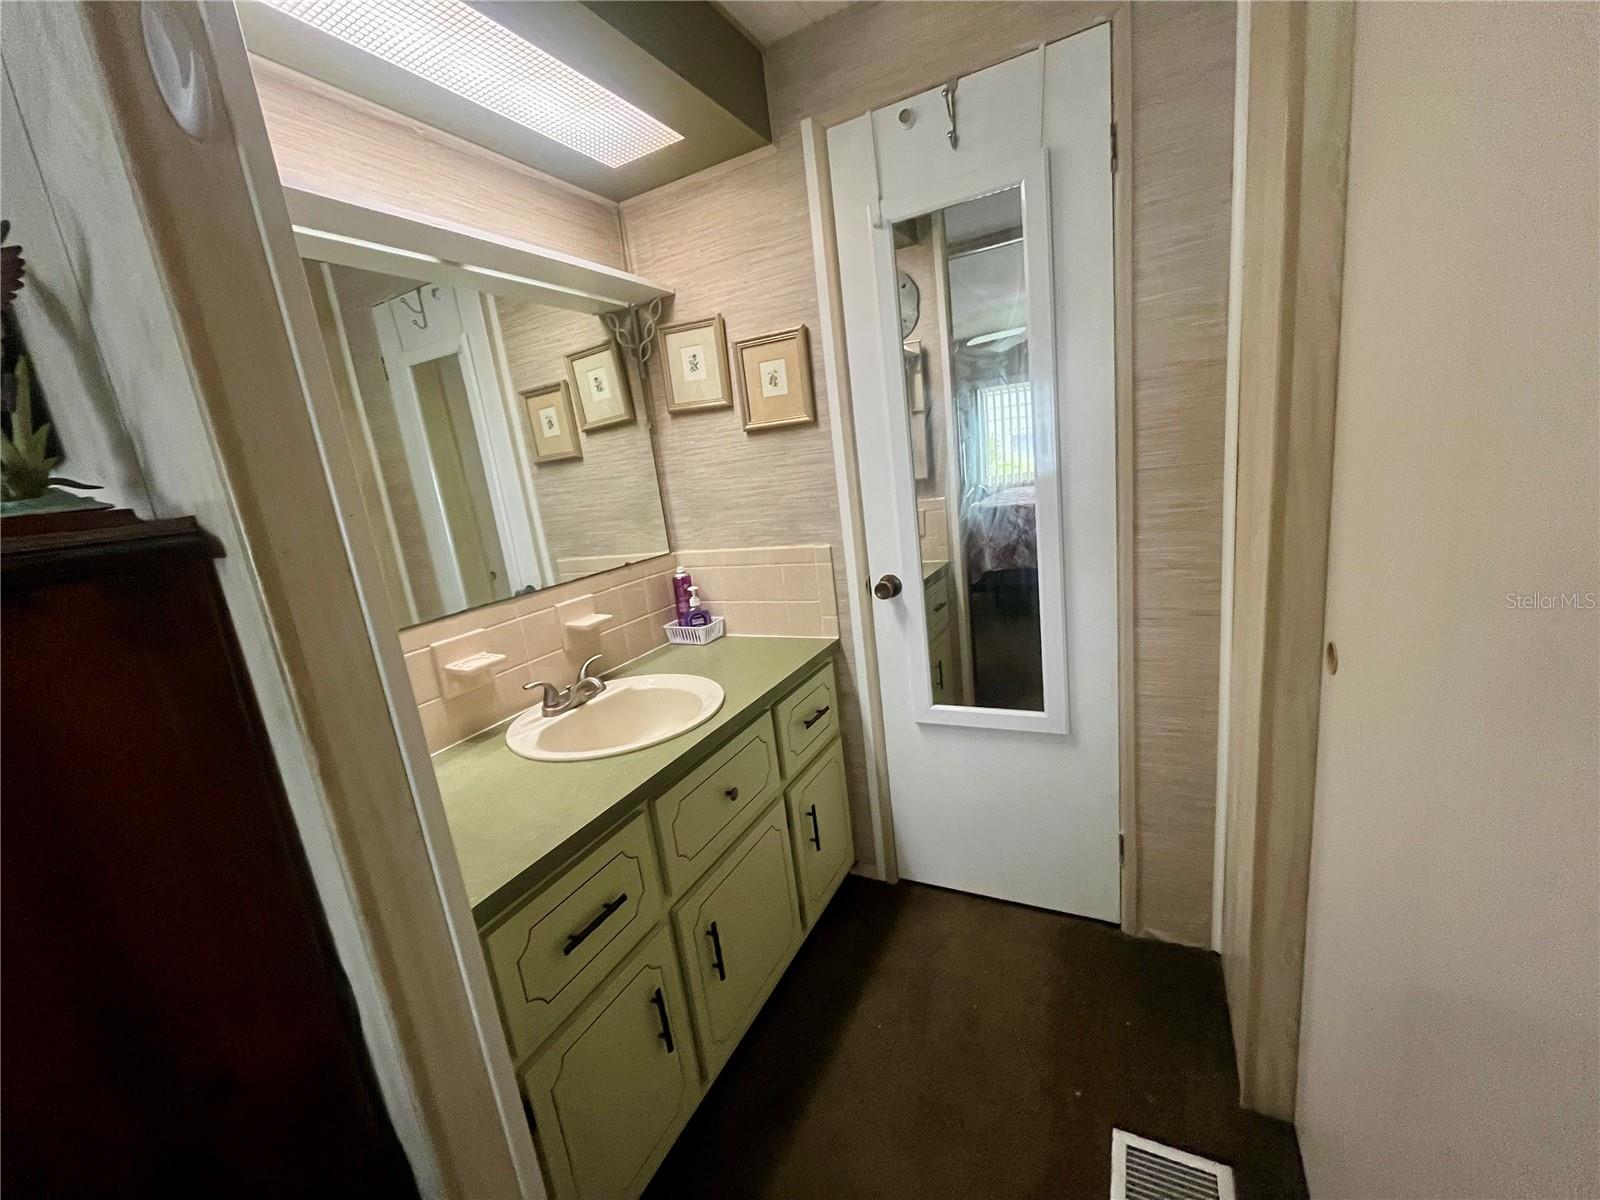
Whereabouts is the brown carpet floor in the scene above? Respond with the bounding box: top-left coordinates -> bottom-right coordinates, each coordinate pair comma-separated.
644,877 -> 1307,1199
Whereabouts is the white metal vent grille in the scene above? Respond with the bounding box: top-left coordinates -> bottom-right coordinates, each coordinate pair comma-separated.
1111,1130 -> 1236,1200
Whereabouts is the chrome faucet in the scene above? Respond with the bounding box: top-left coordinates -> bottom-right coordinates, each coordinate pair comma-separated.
523,654 -> 606,717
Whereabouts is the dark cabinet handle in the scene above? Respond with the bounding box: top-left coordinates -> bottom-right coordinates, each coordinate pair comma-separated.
934,662 -> 944,689
933,601 -> 947,613
725,786 -> 739,802
649,986 -> 675,1054
706,920 -> 726,981
562,892 -> 628,956
802,705 -> 830,729
806,804 -> 821,851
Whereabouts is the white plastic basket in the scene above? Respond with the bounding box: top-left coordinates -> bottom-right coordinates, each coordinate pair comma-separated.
663,616 -> 725,646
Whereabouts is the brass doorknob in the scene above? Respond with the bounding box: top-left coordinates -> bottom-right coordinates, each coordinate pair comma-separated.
873,574 -> 903,600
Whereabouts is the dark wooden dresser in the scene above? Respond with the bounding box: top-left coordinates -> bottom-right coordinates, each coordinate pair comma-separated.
2,509 -> 415,1196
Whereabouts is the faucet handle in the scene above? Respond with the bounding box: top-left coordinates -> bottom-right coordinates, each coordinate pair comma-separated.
578,654 -> 604,682
522,679 -> 560,700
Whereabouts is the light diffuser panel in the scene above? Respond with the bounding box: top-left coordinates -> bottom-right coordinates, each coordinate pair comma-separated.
261,0 -> 684,168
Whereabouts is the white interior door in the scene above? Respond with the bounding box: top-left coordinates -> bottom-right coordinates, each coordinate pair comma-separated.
829,26 -> 1121,919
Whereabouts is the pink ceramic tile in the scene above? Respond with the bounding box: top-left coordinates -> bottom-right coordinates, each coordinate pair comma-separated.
492,663 -> 535,723
747,601 -> 786,634
816,565 -> 838,614
644,572 -> 673,612
786,602 -> 822,636
623,617 -> 655,661
599,627 -> 627,665
618,581 -> 647,621
748,565 -> 784,600
418,701 -> 453,753
528,649 -> 575,688
404,649 -> 440,705
520,608 -> 562,659
782,565 -> 817,600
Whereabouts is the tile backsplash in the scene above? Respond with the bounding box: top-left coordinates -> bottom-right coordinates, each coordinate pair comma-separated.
404,545 -> 838,752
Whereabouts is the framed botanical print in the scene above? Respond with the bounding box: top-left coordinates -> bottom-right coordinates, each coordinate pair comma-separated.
521,381 -> 582,463
734,326 -> 816,433
564,340 -> 635,431
657,315 -> 732,413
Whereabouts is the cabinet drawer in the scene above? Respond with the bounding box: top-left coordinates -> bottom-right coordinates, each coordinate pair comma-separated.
786,738 -> 854,927
671,800 -> 802,1079
484,814 -> 663,1060
773,661 -> 839,776
521,924 -> 700,1200
651,713 -> 779,895
924,568 -> 952,639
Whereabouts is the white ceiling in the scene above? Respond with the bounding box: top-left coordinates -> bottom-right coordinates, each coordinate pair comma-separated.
716,1 -> 852,48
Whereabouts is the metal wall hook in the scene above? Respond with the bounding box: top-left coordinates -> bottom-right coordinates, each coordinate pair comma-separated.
942,78 -> 960,150
397,286 -> 429,330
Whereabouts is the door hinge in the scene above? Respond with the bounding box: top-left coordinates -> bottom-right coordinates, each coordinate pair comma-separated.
1118,832 -> 1125,864
1110,121 -> 1119,174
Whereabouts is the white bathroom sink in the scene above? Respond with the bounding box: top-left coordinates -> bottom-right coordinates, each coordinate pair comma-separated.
504,674 -> 725,762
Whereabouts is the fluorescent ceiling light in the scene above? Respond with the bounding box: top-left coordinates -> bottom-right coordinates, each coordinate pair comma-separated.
967,326 -> 1027,347
261,0 -> 684,168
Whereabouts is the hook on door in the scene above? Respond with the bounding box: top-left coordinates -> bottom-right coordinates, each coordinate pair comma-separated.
941,78 -> 959,150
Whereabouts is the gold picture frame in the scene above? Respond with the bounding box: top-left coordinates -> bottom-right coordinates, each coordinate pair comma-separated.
657,315 -> 733,413
521,380 -> 583,464
564,339 -> 635,431
734,326 -> 816,433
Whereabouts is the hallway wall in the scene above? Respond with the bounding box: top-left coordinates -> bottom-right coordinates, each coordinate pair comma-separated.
1296,4 -> 1600,1194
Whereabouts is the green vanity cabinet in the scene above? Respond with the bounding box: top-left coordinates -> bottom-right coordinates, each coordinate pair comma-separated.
521,924 -> 700,1200
483,814 -> 663,1059
772,662 -> 839,775
445,640 -> 857,1200
785,739 -> 854,927
651,713 -> 780,895
672,799 -> 803,1078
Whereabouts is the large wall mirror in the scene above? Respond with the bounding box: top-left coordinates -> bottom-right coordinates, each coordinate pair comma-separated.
295,191 -> 673,628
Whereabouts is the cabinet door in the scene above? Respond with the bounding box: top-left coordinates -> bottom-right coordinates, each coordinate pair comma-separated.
672,801 -> 802,1078
785,738 -> 854,926
521,925 -> 700,1200
929,622 -> 956,704
773,661 -> 839,775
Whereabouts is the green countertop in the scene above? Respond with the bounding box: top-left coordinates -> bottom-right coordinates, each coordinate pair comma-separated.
434,636 -> 838,926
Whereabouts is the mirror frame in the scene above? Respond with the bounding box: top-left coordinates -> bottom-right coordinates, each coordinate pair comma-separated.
872,154 -> 1071,735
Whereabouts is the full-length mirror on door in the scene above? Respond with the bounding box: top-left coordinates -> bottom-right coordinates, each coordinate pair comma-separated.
893,184 -> 1045,712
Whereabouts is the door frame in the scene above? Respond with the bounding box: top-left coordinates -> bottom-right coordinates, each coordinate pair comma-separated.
802,7 -> 1138,926
825,35 -> 1126,921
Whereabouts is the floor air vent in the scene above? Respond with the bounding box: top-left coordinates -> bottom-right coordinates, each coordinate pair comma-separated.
1111,1130 -> 1236,1200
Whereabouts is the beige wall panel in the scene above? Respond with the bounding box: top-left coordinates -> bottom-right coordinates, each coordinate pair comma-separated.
493,299 -> 669,573
1297,3 -> 1599,1193
1128,1 -> 1236,945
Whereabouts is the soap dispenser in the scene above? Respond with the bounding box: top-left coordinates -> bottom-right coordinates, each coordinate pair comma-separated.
685,584 -> 711,627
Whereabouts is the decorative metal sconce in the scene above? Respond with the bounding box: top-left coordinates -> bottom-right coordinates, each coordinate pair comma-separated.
602,298 -> 664,370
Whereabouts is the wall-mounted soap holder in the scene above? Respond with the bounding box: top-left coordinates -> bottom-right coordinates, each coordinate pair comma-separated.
430,628 -> 507,699
443,650 -> 506,677
562,612 -> 613,635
